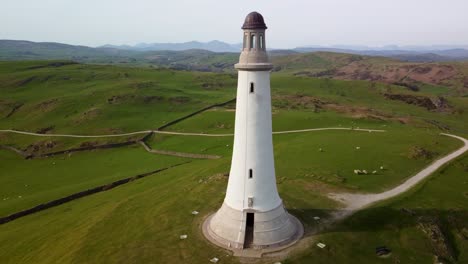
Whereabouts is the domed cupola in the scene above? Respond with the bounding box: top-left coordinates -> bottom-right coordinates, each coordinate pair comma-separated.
236,11 -> 272,70
242,12 -> 267,30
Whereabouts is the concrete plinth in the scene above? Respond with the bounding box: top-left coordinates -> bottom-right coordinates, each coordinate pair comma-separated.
202,202 -> 303,256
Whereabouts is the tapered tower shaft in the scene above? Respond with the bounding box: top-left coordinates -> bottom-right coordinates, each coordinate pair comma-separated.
204,12 -> 301,251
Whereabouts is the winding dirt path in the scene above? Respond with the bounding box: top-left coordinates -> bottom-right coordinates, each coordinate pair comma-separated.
0,129 -> 152,138
328,133 -> 468,219
0,127 -> 385,138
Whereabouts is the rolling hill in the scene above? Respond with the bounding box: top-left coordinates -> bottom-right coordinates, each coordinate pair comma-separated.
2,40 -> 468,95
0,60 -> 467,263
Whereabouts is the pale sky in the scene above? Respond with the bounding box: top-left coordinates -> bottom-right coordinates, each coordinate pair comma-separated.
1,0 -> 468,49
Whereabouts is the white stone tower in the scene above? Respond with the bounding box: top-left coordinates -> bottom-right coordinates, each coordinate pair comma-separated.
203,12 -> 302,250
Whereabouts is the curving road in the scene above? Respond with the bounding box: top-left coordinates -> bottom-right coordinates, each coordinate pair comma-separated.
329,133 -> 468,219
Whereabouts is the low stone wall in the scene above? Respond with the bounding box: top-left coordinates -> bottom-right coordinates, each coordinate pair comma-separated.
0,162 -> 190,225
157,98 -> 235,131
139,141 -> 221,159
28,140 -> 138,159
0,145 -> 32,159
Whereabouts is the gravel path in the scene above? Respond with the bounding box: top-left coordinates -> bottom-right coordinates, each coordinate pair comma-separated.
0,129 -> 152,138
328,133 -> 468,219
2,128 -> 466,225
0,127 -> 384,138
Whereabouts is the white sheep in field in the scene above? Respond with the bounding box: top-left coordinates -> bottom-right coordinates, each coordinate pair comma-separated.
354,169 -> 362,174
372,170 -> 377,174
362,170 -> 368,174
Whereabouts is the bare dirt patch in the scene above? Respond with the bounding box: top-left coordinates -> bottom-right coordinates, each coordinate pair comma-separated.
107,94 -> 135,104
334,63 -> 459,87
325,103 -> 410,123
134,81 -> 158,89
274,94 -> 411,123
24,140 -> 58,154
26,61 -> 77,70
169,96 -> 191,104
418,216 -> 457,263
408,146 -> 437,160
36,126 -> 55,134
74,108 -> 101,124
34,98 -> 58,112
141,95 -> 163,104
272,94 -> 329,111
383,93 -> 451,111
408,65 -> 457,84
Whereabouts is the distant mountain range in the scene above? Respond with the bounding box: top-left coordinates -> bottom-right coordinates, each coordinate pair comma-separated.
98,41 -> 468,61
2,39 -> 468,64
100,40 -> 242,53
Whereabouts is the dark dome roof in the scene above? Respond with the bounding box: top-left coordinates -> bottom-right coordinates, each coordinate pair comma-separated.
242,12 -> 267,30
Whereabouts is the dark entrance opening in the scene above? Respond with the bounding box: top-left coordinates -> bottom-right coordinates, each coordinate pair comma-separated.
244,213 -> 254,248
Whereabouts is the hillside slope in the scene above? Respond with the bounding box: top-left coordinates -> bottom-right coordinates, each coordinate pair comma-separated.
0,61 -> 467,263
273,52 -> 468,95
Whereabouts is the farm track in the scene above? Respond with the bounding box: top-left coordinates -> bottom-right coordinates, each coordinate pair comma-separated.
0,127 -> 385,138
2,119 -> 466,235
328,133 -> 468,219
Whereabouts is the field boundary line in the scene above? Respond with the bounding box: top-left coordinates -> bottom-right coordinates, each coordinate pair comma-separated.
139,141 -> 221,159
156,98 -> 236,131
0,161 -> 191,225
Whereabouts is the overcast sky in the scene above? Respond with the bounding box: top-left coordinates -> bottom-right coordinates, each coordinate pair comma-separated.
1,0 -> 468,48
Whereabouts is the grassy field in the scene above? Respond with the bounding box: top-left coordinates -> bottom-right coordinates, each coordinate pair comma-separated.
289,155 -> 468,264
0,61 -> 236,134
0,61 -> 467,263
0,146 -> 188,216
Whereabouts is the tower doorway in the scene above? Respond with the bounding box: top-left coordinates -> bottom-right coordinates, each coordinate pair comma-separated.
244,213 -> 255,248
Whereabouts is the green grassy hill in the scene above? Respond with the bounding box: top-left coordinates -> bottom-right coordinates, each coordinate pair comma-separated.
0,61 -> 467,263
2,40 -> 468,95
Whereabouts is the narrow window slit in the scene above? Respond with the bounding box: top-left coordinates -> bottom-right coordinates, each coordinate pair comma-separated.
249,169 -> 253,179
250,82 -> 254,93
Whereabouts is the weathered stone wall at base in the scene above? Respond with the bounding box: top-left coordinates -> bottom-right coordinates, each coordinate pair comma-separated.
0,162 -> 190,225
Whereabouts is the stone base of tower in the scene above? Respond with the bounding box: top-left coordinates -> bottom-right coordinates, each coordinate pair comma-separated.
202,202 -> 303,254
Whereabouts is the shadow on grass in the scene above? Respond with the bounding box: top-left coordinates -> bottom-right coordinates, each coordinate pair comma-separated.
288,207 -> 467,262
